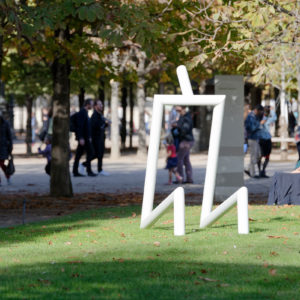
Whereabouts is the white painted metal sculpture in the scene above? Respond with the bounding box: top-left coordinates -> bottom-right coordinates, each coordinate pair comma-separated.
140,66 -> 249,236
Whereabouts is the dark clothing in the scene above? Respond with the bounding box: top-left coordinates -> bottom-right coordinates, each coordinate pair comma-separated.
75,108 -> 91,141
171,127 -> 180,152
177,140 -> 194,182
177,112 -> 194,182
268,172 -> 300,205
38,144 -> 52,163
45,161 -> 51,175
244,111 -> 261,140
177,112 -> 194,142
88,110 -> 106,172
73,140 -> 94,174
297,142 -> 300,161
166,157 -> 178,169
259,139 -> 272,157
73,108 -> 93,174
0,159 -> 9,180
39,144 -> 52,176
0,119 -> 12,160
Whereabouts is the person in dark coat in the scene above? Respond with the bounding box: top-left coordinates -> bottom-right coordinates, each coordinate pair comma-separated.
175,106 -> 194,184
0,112 -> 13,185
72,99 -> 96,177
82,100 -> 109,175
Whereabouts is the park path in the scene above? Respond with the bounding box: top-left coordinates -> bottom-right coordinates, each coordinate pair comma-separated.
0,144 -> 298,227
0,149 -> 297,197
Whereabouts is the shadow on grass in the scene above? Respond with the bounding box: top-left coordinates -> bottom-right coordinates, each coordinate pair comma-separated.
0,206 -> 141,246
0,260 -> 299,299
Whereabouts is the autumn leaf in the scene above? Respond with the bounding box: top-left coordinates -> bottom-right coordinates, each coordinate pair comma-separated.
48,241 -> 53,245
37,279 -> 51,285
162,219 -> 173,224
188,271 -> 196,275
65,241 -> 72,245
263,262 -> 269,268
270,251 -> 279,256
269,269 -> 277,276
149,272 -> 160,278
153,241 -> 160,247
131,212 -> 137,218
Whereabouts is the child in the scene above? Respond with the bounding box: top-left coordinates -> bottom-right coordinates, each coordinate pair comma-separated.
38,136 -> 52,175
165,135 -> 182,185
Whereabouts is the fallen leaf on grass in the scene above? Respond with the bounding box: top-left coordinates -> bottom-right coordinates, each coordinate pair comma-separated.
131,212 -> 137,218
48,241 -> 53,245
294,232 -> 299,235
188,271 -> 196,275
263,262 -> 269,268
201,269 -> 208,274
270,251 -> 279,256
112,257 -> 125,263
149,272 -> 160,278
267,235 -> 286,239
249,218 -> 256,222
65,242 -> 72,245
198,276 -> 217,282
269,269 -> 277,276
120,233 -> 126,237
153,241 -> 160,247
38,279 -> 51,285
162,220 -> 173,225
217,283 -> 230,287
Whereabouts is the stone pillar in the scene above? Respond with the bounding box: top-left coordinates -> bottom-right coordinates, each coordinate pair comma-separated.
214,75 -> 244,202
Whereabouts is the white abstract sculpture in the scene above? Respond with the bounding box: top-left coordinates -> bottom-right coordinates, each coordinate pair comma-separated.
140,66 -> 249,236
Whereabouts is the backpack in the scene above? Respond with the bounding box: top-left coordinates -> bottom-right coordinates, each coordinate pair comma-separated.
70,112 -> 78,132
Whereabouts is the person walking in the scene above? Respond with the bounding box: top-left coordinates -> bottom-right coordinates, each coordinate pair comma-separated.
0,112 -> 13,186
258,105 -> 276,178
82,100 -> 109,176
72,99 -> 96,177
244,104 -> 264,178
175,106 -> 194,184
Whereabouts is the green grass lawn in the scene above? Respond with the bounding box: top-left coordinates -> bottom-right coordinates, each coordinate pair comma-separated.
1,204 -> 300,299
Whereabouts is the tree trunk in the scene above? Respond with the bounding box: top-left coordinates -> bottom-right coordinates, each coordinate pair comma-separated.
129,83 -> 134,149
98,77 -> 105,102
280,63 -> 288,160
78,87 -> 85,109
0,34 -> 3,80
25,96 -> 33,155
110,79 -> 120,159
121,86 -> 127,149
137,77 -> 147,156
50,29 -> 73,197
297,52 -> 300,124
